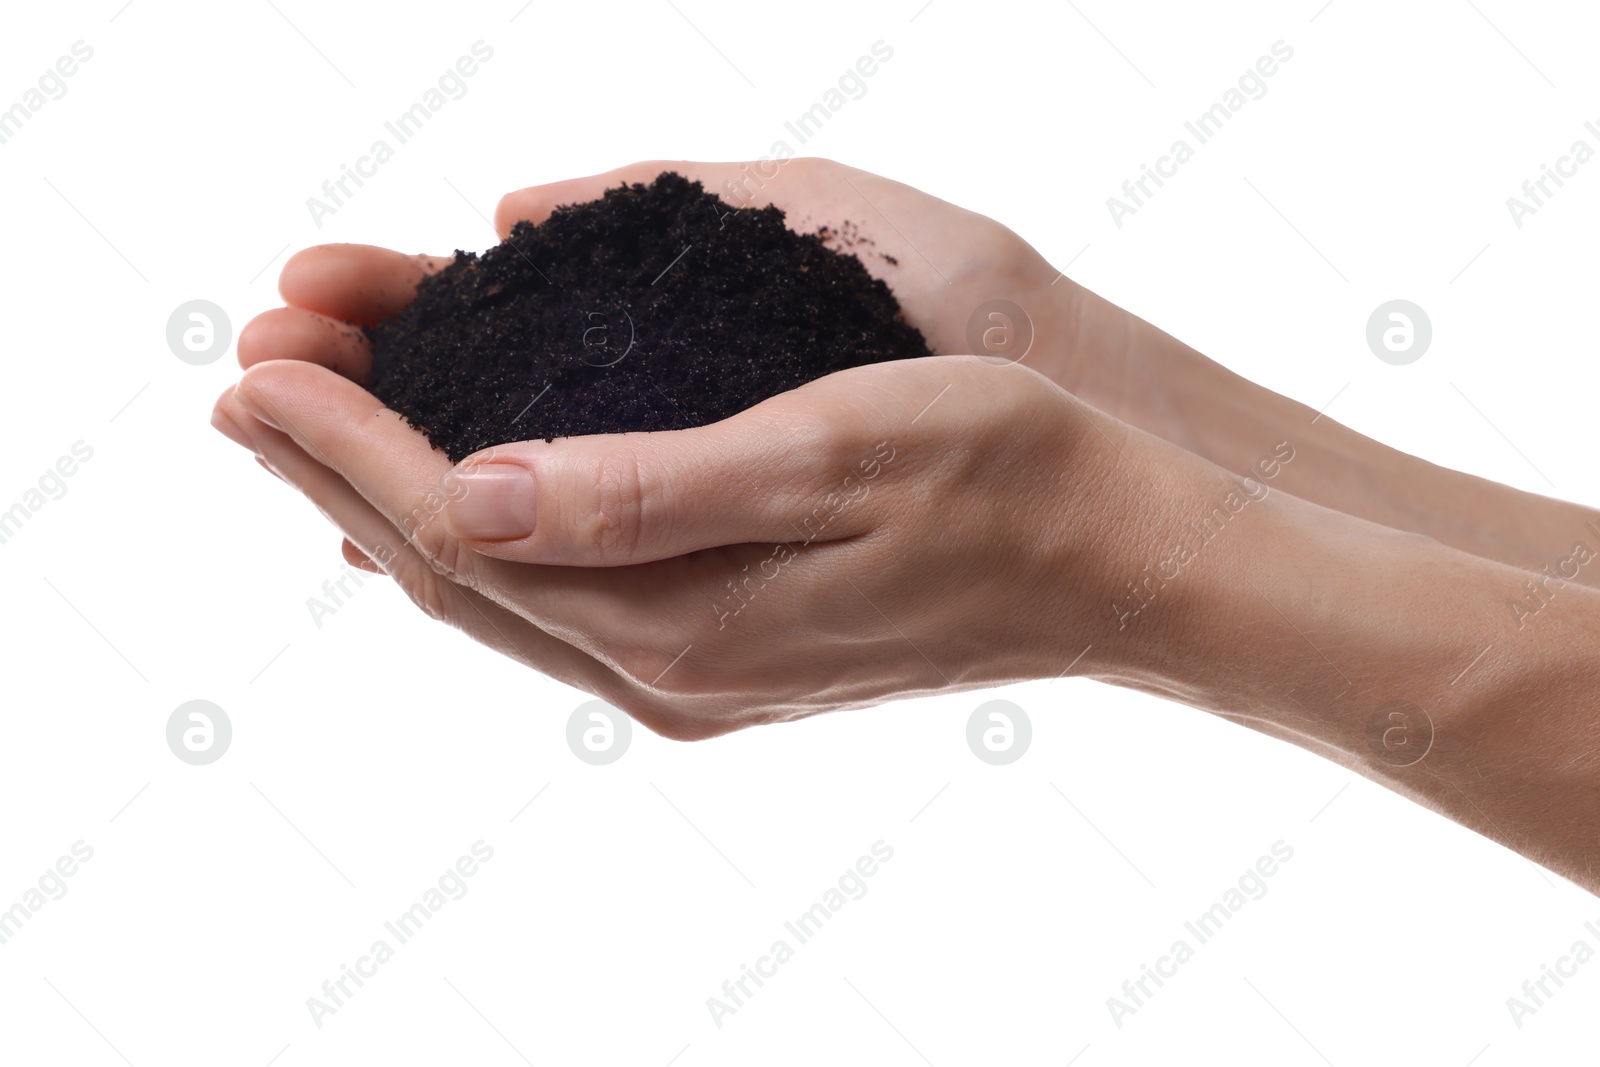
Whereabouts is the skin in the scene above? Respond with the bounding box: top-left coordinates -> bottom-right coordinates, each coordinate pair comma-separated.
213,158 -> 1600,894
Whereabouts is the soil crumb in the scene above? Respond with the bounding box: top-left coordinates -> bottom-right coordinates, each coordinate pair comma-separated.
368,171 -> 933,462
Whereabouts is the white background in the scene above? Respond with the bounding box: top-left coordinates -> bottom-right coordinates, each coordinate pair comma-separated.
2,1 -> 1598,1064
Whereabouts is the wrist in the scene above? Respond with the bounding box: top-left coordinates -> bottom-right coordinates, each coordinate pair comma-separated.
1162,488 -> 1486,750
1040,275 -> 1595,580
1150,477 -> 1600,875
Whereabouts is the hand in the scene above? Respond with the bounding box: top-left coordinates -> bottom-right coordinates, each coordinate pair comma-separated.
227,156 -> 1109,589
214,157 -> 1252,740
214,344 -> 1188,739
489,157 -> 1076,379
232,157 -> 1087,397
211,159 -> 1600,891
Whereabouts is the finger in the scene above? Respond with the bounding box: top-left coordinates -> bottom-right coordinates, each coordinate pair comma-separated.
226,361 -> 784,667
278,245 -> 447,325
230,359 -> 468,560
238,306 -> 373,383
494,160 -> 751,238
213,388 -> 623,695
341,537 -> 384,573
435,386 -> 893,567
230,359 -> 588,598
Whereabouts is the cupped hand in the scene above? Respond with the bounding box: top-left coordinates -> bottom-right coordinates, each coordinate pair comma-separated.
236,158 -> 1085,392
215,159 -> 1200,739
487,158 -> 1072,374
215,346 -> 1203,740
234,158 -> 1097,573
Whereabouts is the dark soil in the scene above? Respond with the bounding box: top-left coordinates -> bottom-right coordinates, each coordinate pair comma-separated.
366,172 -> 934,463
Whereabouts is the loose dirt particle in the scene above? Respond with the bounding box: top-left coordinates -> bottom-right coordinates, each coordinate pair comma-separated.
367,172 -> 934,462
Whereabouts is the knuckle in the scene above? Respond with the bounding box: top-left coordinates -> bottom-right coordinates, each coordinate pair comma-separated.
608,642 -> 670,691
980,223 -> 1033,264
613,689 -> 722,743
585,450 -> 651,561
790,155 -> 830,179
395,559 -> 459,625
418,527 -> 473,584
396,486 -> 451,550
772,414 -> 859,504
608,636 -> 706,700
398,481 -> 478,586
650,658 -> 703,699
644,714 -> 715,743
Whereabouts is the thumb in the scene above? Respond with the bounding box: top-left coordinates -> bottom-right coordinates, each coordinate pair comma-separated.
439,415 -> 888,566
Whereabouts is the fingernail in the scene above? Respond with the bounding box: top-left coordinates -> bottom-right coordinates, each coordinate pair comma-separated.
211,408 -> 258,452
443,464 -> 538,540
232,386 -> 284,432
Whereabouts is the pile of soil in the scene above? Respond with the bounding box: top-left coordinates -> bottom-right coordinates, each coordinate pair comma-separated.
367,172 -> 934,462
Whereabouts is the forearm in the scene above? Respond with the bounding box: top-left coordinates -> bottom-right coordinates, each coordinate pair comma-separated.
1091,475 -> 1600,893
1040,278 -> 1600,583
